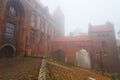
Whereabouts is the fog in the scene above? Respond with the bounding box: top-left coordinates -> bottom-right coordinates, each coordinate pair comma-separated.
40,0 -> 120,39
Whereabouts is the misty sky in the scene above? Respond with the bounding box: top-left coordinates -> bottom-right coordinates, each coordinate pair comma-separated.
40,0 -> 120,39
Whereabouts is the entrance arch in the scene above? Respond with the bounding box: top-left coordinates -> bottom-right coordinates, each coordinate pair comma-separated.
75,49 -> 91,69
53,50 -> 66,62
2,0 -> 25,56
0,44 -> 16,58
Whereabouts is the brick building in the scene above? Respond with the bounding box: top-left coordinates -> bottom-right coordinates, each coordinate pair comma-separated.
0,0 -> 119,72
0,0 -> 64,57
52,22 -> 120,72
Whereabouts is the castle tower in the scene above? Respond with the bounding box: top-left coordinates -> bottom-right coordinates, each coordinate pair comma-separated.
53,6 -> 65,37
89,22 -> 120,72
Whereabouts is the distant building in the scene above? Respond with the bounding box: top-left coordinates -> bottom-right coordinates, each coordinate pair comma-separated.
52,6 -> 65,37
69,32 -> 88,36
69,28 -> 88,36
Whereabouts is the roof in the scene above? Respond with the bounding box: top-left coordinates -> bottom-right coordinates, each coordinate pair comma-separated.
53,36 -> 91,42
90,24 -> 113,32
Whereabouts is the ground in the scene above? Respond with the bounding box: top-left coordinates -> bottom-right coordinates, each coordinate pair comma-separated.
47,59 -> 112,80
0,57 -> 42,80
0,57 -> 118,80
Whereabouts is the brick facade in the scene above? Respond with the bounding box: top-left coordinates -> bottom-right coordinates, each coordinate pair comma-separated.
0,0 -> 119,73
52,22 -> 120,72
0,0 -> 61,57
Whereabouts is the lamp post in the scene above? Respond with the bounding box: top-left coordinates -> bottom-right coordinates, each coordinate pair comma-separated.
96,51 -> 106,72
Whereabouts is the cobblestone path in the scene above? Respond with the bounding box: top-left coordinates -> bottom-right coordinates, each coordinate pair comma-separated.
0,57 -> 42,80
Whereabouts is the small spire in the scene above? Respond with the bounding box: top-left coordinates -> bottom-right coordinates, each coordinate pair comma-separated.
106,21 -> 113,26
53,5 -> 64,16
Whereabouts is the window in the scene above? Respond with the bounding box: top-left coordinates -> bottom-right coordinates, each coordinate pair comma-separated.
31,13 -> 35,27
102,41 -> 106,47
45,23 -> 48,33
30,29 -> 36,42
9,6 -> 17,16
40,19 -> 45,32
37,16 -> 40,29
5,22 -> 15,38
40,32 -> 44,45
47,35 -> 51,50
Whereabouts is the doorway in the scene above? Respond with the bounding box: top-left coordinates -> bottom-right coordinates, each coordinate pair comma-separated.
75,49 -> 91,69
0,46 -> 14,58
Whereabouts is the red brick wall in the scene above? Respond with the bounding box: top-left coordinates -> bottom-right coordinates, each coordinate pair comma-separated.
52,24 -> 120,72
52,41 -> 93,64
89,24 -> 120,72
0,0 -> 54,57
0,0 -> 119,73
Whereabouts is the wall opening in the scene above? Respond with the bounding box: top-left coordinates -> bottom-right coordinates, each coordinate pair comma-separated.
75,49 -> 91,69
0,46 -> 14,58
53,50 -> 66,63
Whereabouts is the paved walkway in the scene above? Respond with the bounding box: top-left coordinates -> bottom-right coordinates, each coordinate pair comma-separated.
0,57 -> 42,80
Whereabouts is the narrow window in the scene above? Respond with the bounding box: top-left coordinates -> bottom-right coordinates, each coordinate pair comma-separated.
102,41 -> 106,47
47,35 -> 51,51
40,32 -> 44,45
30,29 -> 36,42
37,16 -> 40,29
5,22 -> 15,38
31,13 -> 35,27
9,6 -> 17,16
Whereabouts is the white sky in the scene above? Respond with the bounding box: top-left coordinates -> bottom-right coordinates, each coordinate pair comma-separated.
39,0 -> 120,39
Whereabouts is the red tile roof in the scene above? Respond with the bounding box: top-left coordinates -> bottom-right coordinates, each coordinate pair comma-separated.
91,25 -> 113,32
53,36 -> 91,42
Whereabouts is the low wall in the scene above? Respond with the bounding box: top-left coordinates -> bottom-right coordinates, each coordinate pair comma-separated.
38,59 -> 49,80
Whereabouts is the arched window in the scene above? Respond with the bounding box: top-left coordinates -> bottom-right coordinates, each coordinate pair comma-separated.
75,49 -> 91,68
37,16 -> 40,29
9,5 -> 17,16
31,13 -> 35,27
30,29 -> 36,43
40,32 -> 44,45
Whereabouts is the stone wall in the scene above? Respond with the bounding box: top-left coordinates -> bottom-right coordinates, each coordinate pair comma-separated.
38,59 -> 49,80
